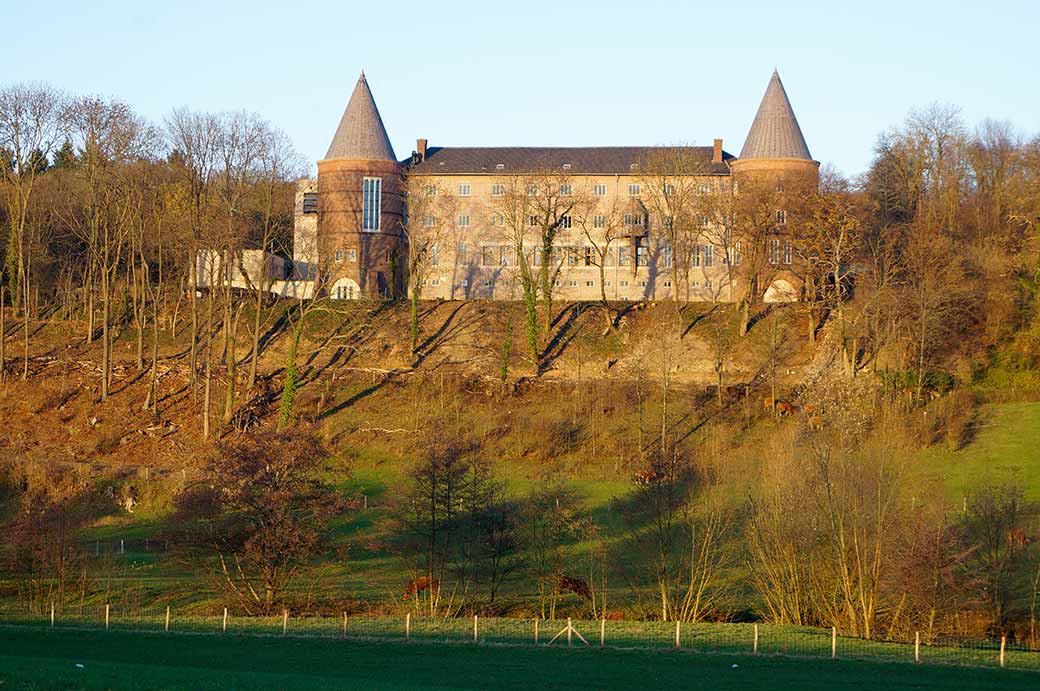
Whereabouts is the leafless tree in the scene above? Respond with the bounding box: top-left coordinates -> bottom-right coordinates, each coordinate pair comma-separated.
0,83 -> 66,379
402,177 -> 456,361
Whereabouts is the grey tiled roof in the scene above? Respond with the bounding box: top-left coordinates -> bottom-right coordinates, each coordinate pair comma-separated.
739,71 -> 813,161
324,73 -> 397,161
406,146 -> 734,175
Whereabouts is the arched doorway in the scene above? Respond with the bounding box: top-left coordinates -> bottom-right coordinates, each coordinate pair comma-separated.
331,277 -> 361,300
763,278 -> 798,303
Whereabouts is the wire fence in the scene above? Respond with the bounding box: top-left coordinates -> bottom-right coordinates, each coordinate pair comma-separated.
2,604 -> 1037,673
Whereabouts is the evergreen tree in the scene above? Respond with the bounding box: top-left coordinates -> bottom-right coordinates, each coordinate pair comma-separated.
51,140 -> 76,168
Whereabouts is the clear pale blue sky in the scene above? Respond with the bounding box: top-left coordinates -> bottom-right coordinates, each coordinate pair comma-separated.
5,0 -> 1037,177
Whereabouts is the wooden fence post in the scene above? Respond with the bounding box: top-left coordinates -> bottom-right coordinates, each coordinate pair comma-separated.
50,602 -> 55,628
222,607 -> 227,633
473,614 -> 478,643
105,604 -> 110,630
282,609 -> 288,636
342,611 -> 347,638
534,618 -> 539,644
600,618 -> 605,649
1000,634 -> 1006,668
914,631 -> 920,664
831,626 -> 836,659
567,618 -> 572,648
165,606 -> 170,632
406,612 -> 411,640
753,623 -> 759,655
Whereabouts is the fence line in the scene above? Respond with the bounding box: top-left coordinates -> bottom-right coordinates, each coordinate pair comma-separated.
2,604 -> 1037,673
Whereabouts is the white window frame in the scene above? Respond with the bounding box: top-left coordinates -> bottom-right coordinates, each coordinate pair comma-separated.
362,177 -> 381,231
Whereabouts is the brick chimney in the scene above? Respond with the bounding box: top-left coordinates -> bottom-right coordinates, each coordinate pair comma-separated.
712,138 -> 723,164
416,138 -> 428,161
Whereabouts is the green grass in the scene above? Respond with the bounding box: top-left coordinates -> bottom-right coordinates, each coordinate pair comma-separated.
0,625 -> 1035,690
917,402 -> 1040,501
3,613 -> 1036,673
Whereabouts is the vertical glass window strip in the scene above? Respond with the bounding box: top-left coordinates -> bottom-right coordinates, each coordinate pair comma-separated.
362,177 -> 381,231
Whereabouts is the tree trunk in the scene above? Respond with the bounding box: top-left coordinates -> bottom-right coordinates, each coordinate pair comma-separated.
203,276 -> 214,439
278,316 -> 303,431
100,262 -> 112,401
21,258 -> 29,381
0,286 -> 6,380
248,277 -> 263,389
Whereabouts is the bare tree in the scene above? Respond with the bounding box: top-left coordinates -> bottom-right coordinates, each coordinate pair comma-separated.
574,190 -> 625,330
212,111 -> 265,427
64,95 -> 154,399
640,147 -> 711,305
402,177 -> 455,362
0,83 -> 66,379
485,168 -> 586,372
164,108 -> 219,399
243,124 -> 303,390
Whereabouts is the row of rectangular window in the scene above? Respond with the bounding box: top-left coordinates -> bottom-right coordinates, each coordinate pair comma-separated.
462,243 -> 732,269
421,277 -> 703,291
431,181 -> 721,199
426,212 -> 717,230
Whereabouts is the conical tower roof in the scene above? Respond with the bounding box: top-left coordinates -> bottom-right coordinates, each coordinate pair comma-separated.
739,71 -> 812,161
324,72 -> 396,161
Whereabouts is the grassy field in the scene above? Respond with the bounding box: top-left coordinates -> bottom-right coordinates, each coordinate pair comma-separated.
916,401 -> 1040,502
0,626 -> 1036,690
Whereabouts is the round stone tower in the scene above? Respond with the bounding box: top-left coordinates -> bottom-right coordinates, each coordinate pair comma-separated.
317,72 -> 404,299
730,70 -> 819,181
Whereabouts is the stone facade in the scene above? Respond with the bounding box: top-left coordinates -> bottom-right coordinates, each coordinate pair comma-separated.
291,70 -> 819,303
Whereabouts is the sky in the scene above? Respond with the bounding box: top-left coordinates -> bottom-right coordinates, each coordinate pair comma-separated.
4,0 -> 1038,178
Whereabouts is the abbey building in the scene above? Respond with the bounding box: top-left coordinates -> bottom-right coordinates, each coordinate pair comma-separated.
290,70 -> 819,303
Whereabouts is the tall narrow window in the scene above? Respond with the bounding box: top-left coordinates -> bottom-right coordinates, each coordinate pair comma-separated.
362,177 -> 381,231
481,246 -> 496,266
769,238 -> 780,264
783,241 -> 793,265
703,244 -> 713,267
776,209 -> 787,225
458,184 -> 471,196
593,214 -> 605,229
593,184 -> 607,196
